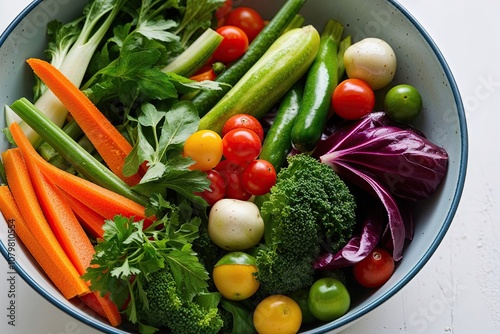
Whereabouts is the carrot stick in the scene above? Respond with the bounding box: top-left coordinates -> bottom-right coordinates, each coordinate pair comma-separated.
79,292 -> 107,319
22,153 -> 95,275
3,148 -> 121,326
59,190 -> 105,239
0,186 -> 86,299
6,154 -> 121,325
60,189 -> 155,229
80,292 -> 122,327
0,156 -> 89,298
26,57 -> 143,186
9,122 -> 153,225
95,292 -> 122,327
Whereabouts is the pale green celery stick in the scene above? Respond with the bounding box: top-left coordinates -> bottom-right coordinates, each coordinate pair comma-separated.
337,35 -> 352,79
162,28 -> 223,77
6,0 -> 127,146
10,97 -> 148,206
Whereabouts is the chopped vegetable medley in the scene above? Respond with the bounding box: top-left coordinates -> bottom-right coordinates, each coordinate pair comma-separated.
0,0 -> 449,333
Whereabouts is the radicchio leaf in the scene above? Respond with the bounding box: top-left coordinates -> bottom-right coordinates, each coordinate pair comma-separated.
316,112 -> 448,201
315,112 -> 448,261
333,160 -> 406,260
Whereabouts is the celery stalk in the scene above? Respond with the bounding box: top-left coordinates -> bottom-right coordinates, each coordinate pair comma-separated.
38,120 -> 83,161
6,0 -> 128,146
161,28 -> 223,77
337,35 -> 352,79
9,98 -> 149,206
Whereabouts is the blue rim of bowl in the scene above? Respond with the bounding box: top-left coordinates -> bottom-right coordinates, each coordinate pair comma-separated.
0,0 -> 468,333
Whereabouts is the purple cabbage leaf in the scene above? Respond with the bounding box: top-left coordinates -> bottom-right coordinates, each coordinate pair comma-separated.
314,112 -> 448,261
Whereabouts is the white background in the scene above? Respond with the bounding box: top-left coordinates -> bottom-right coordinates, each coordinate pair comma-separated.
1,0 -> 499,333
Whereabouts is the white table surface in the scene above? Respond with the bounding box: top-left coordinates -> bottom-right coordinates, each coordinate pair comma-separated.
0,0 -> 498,333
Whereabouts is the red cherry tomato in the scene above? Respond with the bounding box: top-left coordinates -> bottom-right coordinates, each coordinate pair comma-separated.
225,7 -> 265,42
215,160 -> 252,201
195,170 -> 226,206
353,247 -> 395,288
213,26 -> 249,63
242,159 -> 277,196
222,114 -> 264,142
222,128 -> 262,166
332,78 -> 375,120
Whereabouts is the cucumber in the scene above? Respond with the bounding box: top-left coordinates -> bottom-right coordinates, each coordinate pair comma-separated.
191,0 -> 307,116
259,81 -> 304,172
198,26 -> 320,134
291,19 -> 344,153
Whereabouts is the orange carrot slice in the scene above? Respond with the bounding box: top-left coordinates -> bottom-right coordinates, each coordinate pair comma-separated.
0,154 -> 89,298
60,189 -> 154,229
59,190 -> 105,239
26,57 -> 143,186
9,122 -> 153,225
95,292 -> 122,327
80,292 -> 122,327
80,293 -> 107,319
20,149 -> 95,275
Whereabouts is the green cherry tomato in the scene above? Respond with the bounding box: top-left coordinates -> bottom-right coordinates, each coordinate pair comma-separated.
384,84 -> 423,123
308,277 -> 350,322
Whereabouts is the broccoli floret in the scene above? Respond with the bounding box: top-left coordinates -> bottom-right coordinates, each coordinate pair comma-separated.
138,268 -> 224,334
255,154 -> 357,295
255,244 -> 315,296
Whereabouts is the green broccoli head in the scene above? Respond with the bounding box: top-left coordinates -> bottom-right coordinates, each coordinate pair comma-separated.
255,244 -> 315,296
275,154 -> 357,251
138,268 -> 223,334
255,154 -> 357,295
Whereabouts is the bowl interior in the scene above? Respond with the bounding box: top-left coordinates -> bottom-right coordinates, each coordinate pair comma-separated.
0,0 -> 467,333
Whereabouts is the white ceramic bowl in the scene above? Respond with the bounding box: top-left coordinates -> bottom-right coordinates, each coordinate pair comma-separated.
0,0 -> 467,333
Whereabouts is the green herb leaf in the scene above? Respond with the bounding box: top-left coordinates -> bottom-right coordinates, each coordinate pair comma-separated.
137,18 -> 179,42
124,101 -> 210,204
165,248 -> 209,300
110,257 -> 141,278
175,0 -> 226,46
158,101 -> 200,151
138,103 -> 167,127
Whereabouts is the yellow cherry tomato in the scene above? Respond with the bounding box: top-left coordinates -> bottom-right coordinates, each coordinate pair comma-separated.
253,295 -> 302,334
213,252 -> 260,301
183,130 -> 223,171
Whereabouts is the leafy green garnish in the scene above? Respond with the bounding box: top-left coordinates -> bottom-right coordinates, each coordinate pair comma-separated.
175,0 -> 227,46
82,195 -> 208,323
123,101 -> 210,206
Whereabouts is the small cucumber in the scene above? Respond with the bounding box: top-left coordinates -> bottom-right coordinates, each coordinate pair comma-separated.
259,81 -> 304,172
191,0 -> 307,116
291,19 -> 344,153
198,26 -> 320,134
